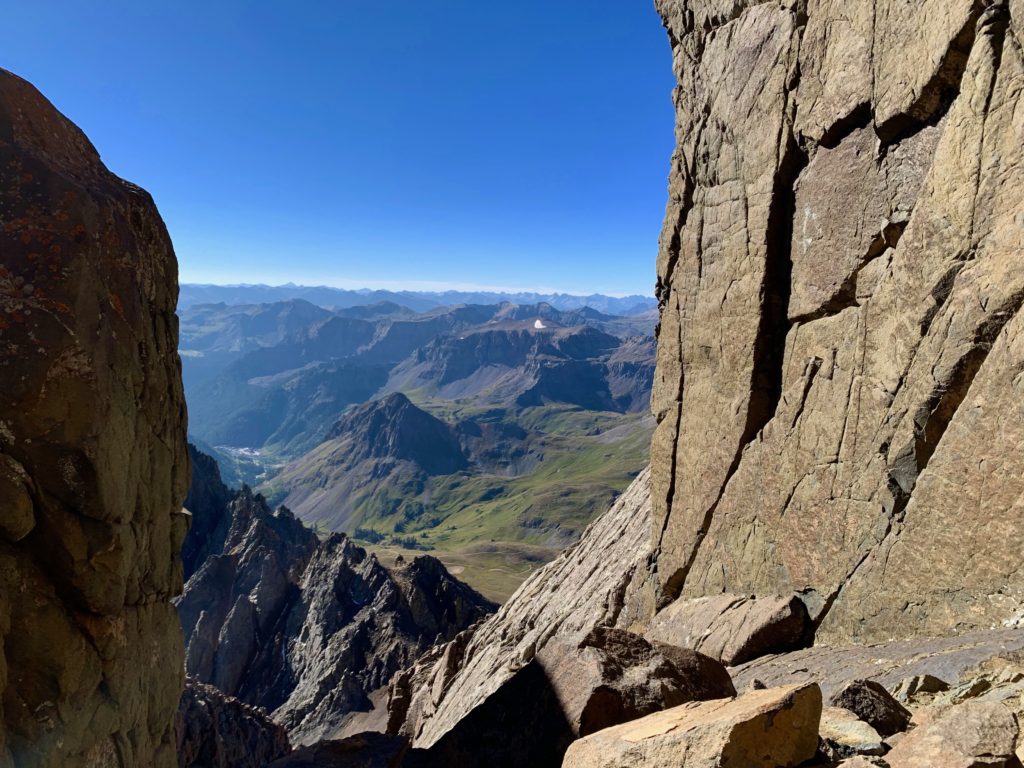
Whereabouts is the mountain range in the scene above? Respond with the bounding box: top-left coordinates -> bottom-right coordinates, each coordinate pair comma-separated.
179,283 -> 658,316
180,298 -> 656,600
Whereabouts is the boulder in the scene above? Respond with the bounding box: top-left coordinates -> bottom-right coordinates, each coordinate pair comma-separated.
176,679 -> 290,768
410,626 -> 733,768
536,627 -> 735,737
819,706 -> 885,759
645,593 -> 811,666
885,700 -> 1020,768
891,674 -> 951,703
830,678 -> 912,737
561,682 -> 822,768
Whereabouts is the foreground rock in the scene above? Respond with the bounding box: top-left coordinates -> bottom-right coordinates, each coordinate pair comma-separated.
818,706 -> 885,759
645,593 -> 811,665
176,679 -> 290,768
886,700 -> 1020,768
561,682 -> 822,768
829,679 -> 911,737
393,626 -> 733,767
537,627 -> 735,737
0,69 -> 189,766
178,446 -> 495,745
268,733 -> 409,768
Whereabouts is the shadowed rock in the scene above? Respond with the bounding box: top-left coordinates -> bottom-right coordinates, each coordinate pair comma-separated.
176,679 -> 290,768
0,68 -> 189,767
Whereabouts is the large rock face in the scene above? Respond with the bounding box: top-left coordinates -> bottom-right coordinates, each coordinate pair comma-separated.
651,0 -> 1024,642
177,449 -> 496,746
0,69 -> 189,766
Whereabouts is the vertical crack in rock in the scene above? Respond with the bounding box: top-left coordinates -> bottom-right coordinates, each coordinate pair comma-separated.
819,284 -> 1024,629
660,126 -> 809,607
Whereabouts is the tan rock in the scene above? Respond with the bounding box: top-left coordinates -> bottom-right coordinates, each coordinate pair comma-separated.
561,682 -> 821,768
885,700 -> 1020,768
651,0 -> 1024,645
819,706 -> 885,758
537,627 -> 735,737
645,592 -> 810,665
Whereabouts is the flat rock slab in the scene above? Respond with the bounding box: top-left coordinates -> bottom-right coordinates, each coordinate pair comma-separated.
646,593 -> 811,666
561,682 -> 821,768
732,629 -> 1024,699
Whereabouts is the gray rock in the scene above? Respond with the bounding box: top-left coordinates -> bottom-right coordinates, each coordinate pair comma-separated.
176,679 -> 290,768
830,678 -> 912,737
177,455 -> 495,746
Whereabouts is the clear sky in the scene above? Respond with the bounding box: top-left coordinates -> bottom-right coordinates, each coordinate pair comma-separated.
6,1 -> 675,297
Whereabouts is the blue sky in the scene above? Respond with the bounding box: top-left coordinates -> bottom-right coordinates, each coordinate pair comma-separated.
6,2 -> 674,296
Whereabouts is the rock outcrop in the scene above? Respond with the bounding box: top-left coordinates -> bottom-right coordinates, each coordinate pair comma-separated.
645,592 -> 811,665
177,449 -> 495,745
650,0 -> 1024,643
0,69 -> 189,767
176,679 -> 290,768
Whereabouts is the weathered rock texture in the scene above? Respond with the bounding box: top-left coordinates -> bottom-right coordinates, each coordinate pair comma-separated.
0,69 -> 189,766
177,448 -> 495,746
645,592 -> 811,665
651,0 -> 1024,642
176,679 -> 290,768
561,682 -> 822,768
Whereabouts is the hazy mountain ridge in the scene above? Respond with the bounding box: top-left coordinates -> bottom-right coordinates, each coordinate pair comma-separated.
179,283 -> 657,316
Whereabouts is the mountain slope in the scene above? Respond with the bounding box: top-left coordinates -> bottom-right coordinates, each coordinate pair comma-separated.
176,446 -> 495,746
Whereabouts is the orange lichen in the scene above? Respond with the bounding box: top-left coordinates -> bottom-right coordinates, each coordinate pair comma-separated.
110,293 -> 125,320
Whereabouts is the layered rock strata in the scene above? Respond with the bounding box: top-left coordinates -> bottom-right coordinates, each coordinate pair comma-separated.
0,69 -> 189,767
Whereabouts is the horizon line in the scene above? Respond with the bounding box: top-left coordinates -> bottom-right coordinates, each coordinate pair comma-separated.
179,281 -> 656,300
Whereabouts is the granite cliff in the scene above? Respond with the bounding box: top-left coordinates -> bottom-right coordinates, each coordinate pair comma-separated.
0,69 -> 189,766
649,0 -> 1024,643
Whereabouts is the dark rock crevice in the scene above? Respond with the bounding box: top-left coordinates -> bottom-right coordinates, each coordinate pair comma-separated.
875,0 -> 988,144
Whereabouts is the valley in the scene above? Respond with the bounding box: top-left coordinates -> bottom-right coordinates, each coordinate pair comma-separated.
179,294 -> 656,600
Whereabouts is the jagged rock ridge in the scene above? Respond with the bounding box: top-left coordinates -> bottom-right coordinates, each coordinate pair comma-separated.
176,446 -> 496,746
0,69 -> 189,767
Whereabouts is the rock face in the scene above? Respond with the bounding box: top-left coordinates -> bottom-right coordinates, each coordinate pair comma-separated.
650,0 -> 1024,642
177,450 -> 495,746
0,69 -> 189,767
561,682 -> 822,768
176,679 -> 290,768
